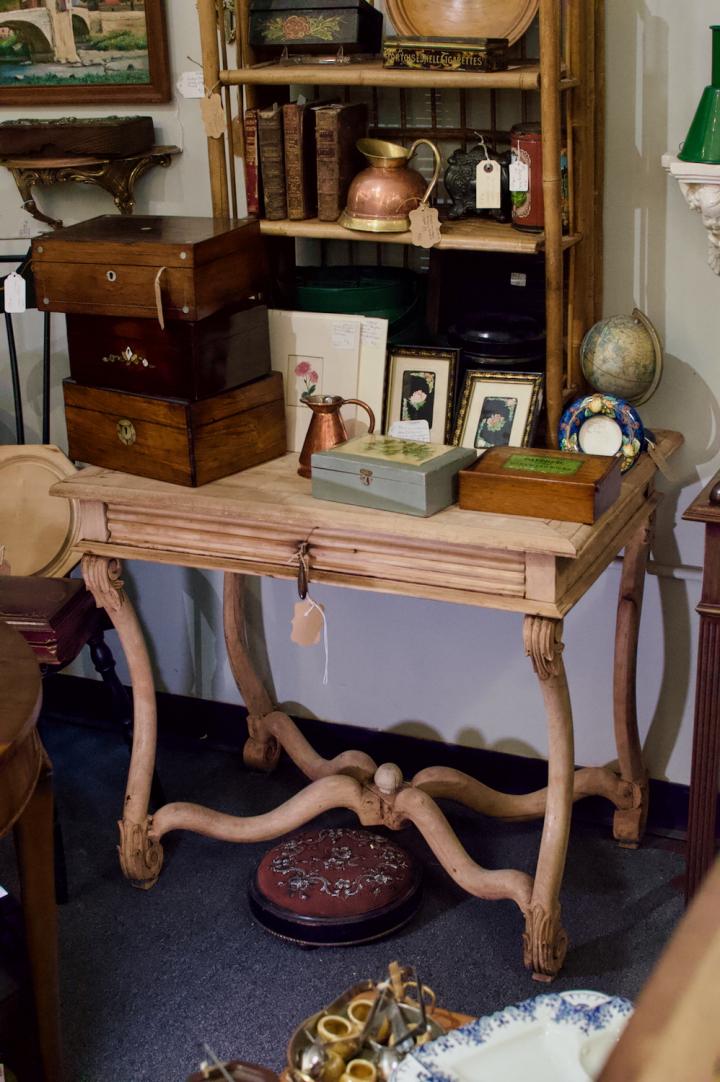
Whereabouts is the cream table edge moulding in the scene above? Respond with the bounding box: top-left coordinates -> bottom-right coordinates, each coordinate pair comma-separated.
51,431 -> 682,981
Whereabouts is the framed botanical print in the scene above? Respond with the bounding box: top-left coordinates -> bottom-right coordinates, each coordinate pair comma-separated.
0,0 -> 171,106
453,370 -> 543,451
383,347 -> 458,443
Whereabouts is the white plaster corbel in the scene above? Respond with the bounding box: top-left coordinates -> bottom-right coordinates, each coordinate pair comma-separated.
663,153 -> 720,274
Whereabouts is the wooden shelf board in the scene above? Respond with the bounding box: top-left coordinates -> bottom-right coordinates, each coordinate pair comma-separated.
259,216 -> 582,254
221,61 -> 578,92
222,60 -> 546,91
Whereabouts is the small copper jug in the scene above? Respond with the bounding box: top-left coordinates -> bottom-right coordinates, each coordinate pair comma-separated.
298,394 -> 375,478
339,137 -> 441,233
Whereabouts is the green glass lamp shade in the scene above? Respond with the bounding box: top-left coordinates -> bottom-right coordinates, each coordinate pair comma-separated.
679,26 -> 720,163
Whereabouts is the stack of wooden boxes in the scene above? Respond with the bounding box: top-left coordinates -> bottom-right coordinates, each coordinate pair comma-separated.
32,215 -> 287,486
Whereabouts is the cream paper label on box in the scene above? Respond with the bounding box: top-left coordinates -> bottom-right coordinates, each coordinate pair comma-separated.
268,310 -> 388,452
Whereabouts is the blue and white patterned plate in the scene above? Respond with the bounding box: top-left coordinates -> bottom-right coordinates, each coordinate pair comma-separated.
396,992 -> 633,1082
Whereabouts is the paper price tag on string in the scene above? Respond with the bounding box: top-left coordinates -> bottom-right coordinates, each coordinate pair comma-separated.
475,160 -> 501,209
291,599 -> 325,646
3,272 -> 26,313
201,92 -> 226,140
409,204 -> 442,248
509,156 -> 529,193
176,71 -> 205,98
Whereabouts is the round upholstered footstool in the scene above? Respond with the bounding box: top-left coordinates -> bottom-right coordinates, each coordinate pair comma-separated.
249,827 -> 422,946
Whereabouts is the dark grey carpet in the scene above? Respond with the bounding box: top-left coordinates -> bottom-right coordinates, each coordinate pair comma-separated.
1,720 -> 684,1082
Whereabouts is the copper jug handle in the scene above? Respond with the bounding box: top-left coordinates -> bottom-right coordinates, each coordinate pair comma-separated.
341,398 -> 375,433
407,139 -> 442,205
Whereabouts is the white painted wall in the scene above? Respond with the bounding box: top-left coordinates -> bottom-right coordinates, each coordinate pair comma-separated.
1,1 -> 716,784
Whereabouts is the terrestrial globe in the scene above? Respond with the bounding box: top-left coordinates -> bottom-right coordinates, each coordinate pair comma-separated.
580,309 -> 663,405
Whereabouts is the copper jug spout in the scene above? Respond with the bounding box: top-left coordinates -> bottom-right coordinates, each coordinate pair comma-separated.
298,394 -> 375,478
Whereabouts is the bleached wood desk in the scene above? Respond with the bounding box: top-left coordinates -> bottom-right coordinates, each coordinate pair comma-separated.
51,430 -> 681,981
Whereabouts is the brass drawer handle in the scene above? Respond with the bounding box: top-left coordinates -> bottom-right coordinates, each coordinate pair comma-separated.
116,419 -> 136,446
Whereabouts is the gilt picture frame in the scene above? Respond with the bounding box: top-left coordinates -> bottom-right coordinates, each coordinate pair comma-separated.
0,0 -> 171,106
384,346 -> 458,443
453,370 -> 543,451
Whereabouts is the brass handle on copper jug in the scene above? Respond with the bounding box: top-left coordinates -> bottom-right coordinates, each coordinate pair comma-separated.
407,139 -> 442,204
339,399 -> 376,434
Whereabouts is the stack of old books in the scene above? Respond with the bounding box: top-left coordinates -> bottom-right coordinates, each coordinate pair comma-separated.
245,101 -> 368,222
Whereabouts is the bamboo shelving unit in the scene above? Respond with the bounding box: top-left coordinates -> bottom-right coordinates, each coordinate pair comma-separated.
196,0 -> 605,445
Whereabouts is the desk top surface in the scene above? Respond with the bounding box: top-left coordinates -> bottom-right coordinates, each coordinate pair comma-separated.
53,431 -> 681,560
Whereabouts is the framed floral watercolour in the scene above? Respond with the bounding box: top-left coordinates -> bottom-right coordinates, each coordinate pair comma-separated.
268,309 -> 388,451
453,371 -> 543,452
0,0 -> 171,106
383,347 -> 458,443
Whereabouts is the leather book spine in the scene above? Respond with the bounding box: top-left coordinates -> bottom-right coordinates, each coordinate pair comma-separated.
316,103 -> 368,222
283,102 -> 317,221
258,105 -> 287,221
243,107 -> 261,217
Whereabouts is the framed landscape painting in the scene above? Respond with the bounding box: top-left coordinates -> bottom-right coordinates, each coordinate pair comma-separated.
0,0 -> 170,105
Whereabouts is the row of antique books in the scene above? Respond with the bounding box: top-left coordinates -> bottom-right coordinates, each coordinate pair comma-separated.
244,100 -> 368,222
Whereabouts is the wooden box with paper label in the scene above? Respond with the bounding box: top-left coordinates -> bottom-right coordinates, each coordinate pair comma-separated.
31,215 -> 266,322
458,446 -> 623,524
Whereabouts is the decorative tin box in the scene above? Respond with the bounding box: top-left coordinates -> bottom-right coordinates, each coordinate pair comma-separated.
458,446 -> 623,524
63,373 -> 286,488
249,0 -> 383,55
311,435 -> 476,517
32,215 -> 266,322
66,303 -> 271,400
383,36 -> 508,72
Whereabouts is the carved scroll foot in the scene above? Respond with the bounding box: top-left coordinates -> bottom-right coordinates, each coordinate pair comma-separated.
613,777 -> 648,848
522,903 -> 568,982
118,817 -> 163,889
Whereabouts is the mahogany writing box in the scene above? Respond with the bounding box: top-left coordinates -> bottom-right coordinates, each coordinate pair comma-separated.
458,446 -> 623,524
32,215 -> 266,321
66,303 -> 271,400
63,373 -> 286,487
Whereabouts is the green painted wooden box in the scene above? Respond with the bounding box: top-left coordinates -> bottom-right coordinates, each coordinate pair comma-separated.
311,435 -> 477,517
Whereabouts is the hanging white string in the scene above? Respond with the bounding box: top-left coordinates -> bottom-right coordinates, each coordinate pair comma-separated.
301,596 -> 329,686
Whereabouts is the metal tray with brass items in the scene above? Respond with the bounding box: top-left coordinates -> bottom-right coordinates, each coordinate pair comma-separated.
286,965 -> 445,1082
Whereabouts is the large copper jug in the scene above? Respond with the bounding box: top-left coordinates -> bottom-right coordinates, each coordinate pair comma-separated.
298,395 -> 375,478
339,138 -> 441,233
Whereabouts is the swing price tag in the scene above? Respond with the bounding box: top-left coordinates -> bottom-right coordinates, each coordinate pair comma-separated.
409,204 -> 442,248
475,160 -> 502,209
4,272 -> 26,313
176,71 -> 205,98
201,93 -> 226,139
509,156 -> 529,193
291,600 -> 325,646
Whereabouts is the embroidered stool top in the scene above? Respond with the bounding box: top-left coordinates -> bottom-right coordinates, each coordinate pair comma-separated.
249,827 -> 422,945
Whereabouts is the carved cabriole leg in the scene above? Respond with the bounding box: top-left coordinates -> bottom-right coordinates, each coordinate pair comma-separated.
223,572 -> 280,771
82,556 -> 163,889
612,511 -> 654,847
223,573 -> 377,781
522,616 -> 574,981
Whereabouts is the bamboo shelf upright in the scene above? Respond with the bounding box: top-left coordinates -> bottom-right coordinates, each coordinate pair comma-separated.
196,0 -> 605,445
